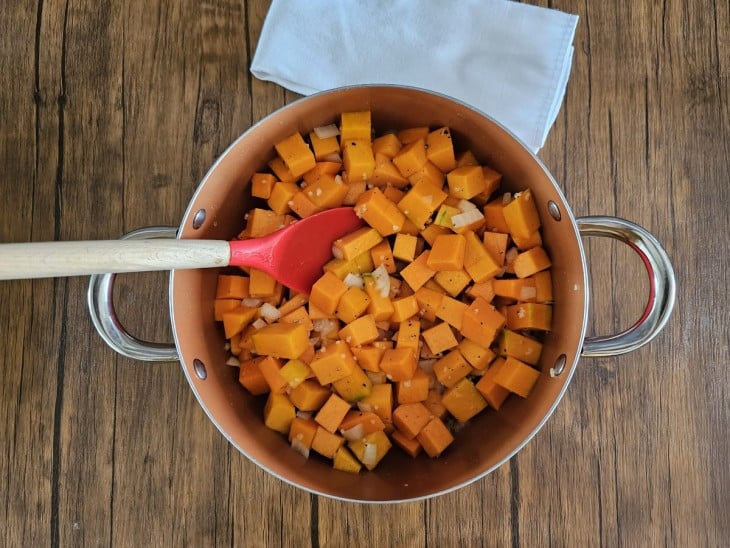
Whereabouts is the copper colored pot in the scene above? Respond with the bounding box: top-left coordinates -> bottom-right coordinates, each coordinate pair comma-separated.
88,86 -> 675,502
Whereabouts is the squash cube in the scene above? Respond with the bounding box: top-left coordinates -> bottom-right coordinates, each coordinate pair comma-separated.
392,402 -> 433,439
309,271 -> 348,316
311,426 -> 345,459
336,286 -> 371,324
333,446 -> 362,474
416,417 -> 454,457
434,269 -> 471,297
426,127 -> 457,173
395,368 -> 430,404
357,383 -> 393,425
421,322 -> 458,355
222,306 -> 258,339
483,197 -> 511,233
392,137 -> 428,177
496,329 -> 543,366
363,276 -> 395,321
288,417 -> 319,455
339,410 -> 386,440
309,130 -> 340,161
505,303 -> 552,331
289,379 -> 331,411
351,345 -> 384,372
354,187 -> 406,236
309,340 -> 358,384
447,165 -> 486,199
216,274 -> 250,300
391,429 -> 423,458
274,132 -> 316,177
474,357 -> 510,409
397,180 -> 448,229
251,172 -> 277,199
279,358 -> 313,389
333,227 -> 383,261
427,234 -> 466,271
400,251 -> 437,292
433,349 -> 472,388
392,233 -> 419,262
390,295 -> 420,323
343,139 -> 375,181
315,393 -> 351,433
340,111 -> 371,142
267,181 -> 299,214
513,246 -> 552,278
441,378 -> 487,422
369,239 -> 396,273
395,318 -> 420,351
263,392 -> 296,434
238,357 -> 270,396
458,338 -> 495,370
482,231 -> 510,265
460,297 -> 506,347
332,365 -> 373,402
503,188 -> 541,239
257,355 -> 287,393
435,296 -> 468,330
379,347 -> 417,381
372,133 -> 402,158
251,323 -> 309,360
493,356 -> 541,397
339,314 -> 379,347
348,430 -> 392,470
463,230 -> 502,283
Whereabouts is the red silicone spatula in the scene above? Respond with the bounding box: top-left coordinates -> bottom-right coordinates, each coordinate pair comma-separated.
0,207 -> 364,294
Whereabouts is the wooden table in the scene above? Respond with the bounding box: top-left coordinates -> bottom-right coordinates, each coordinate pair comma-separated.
1,1 -> 727,546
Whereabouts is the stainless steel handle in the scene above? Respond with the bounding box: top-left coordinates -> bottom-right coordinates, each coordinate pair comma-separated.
577,216 -> 676,357
87,226 -> 180,362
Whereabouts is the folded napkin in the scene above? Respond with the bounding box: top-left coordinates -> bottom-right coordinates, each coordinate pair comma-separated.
251,0 -> 578,152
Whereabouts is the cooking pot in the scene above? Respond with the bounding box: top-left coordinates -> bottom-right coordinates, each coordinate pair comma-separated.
87,86 -> 675,502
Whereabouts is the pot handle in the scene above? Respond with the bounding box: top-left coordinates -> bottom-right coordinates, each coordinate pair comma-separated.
87,226 -> 180,362
577,216 -> 676,357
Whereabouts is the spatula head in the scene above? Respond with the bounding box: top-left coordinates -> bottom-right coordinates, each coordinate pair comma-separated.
231,208 -> 364,295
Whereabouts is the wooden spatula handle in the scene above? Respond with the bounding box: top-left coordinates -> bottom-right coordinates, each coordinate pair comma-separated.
0,239 -> 232,280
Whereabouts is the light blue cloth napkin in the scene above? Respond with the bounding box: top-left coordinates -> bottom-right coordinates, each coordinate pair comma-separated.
251,0 -> 578,152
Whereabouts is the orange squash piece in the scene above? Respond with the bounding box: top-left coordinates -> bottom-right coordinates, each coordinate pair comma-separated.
372,133 -> 402,158
505,303 -> 552,331
289,379 -> 331,411
251,323 -> 309,360
513,246 -> 552,278
263,392 -> 296,434
460,297 -> 506,347
379,347 -> 417,381
340,111 -> 371,142
441,378 -> 487,422
493,356 -> 541,398
251,172 -> 277,199
391,429 -> 423,457
503,188 -> 540,239
238,357 -> 270,396
416,417 -> 454,457
311,426 -> 346,459
309,271 -> 348,316
427,234 -> 466,271
395,368 -> 430,404
216,274 -> 251,299
433,349 -> 472,388
309,340 -> 358,384
392,402 -> 433,439
426,127 -> 457,173
274,132 -> 316,177
474,357 -> 510,410
400,250 -> 437,291
421,321 -> 458,355
354,187 -> 406,236
315,393 -> 352,433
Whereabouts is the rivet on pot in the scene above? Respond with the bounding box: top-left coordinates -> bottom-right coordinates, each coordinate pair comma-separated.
192,208 -> 206,229
547,201 -> 562,221
193,358 -> 207,380
550,354 -> 567,377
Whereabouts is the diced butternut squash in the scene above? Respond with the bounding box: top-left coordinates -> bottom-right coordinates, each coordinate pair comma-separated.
343,139 -> 376,181
279,358 -> 312,389
475,358 -> 510,409
433,349 -> 472,388
423,390 -> 448,419
482,231 -> 510,265
315,393 -> 351,433
462,230 -> 501,283
483,197 -> 511,233
362,275 -> 395,321
289,417 -> 319,455
332,365 -> 373,402
274,132 -> 316,177
458,338 -> 495,371
339,410 -> 386,440
289,379 -> 331,411
447,165 -> 486,199
513,246 -> 552,278
390,295 -> 420,323
493,356 -> 541,397
441,378 -> 487,422
263,392 -> 296,434
312,426 -> 345,458
351,345 -> 384,372
421,321 -> 458,355
532,270 -> 553,303
408,161 -> 445,187
392,402 -> 433,439
392,233 -> 419,262
427,234 -> 466,271
460,297 -> 506,347
214,298 -> 242,322
257,355 -> 287,394
333,446 -> 362,473
395,368 -> 430,404
392,137 -> 428,177
416,417 -> 454,457
492,278 -> 537,302
505,303 -> 553,331
370,239 -> 396,273
426,127 -> 457,173
309,340 -> 358,384
336,286 -> 371,324
348,430 -> 391,470
251,323 -> 309,360
238,357 -> 270,395
354,187 -> 406,236
434,269 -> 471,297
267,156 -> 298,184
340,111 -> 371,142
339,314 -> 379,347
395,318 -> 420,351
372,133 -> 402,158
397,180 -> 448,229
333,227 -> 383,261
222,306 -> 258,339
435,296 -> 468,330
497,329 -> 543,365
249,268 -> 278,298
267,181 -> 298,214
251,172 -> 277,199
503,188 -> 540,239
391,429 -> 423,457
414,286 -> 444,322
309,130 -> 340,161
216,274 -> 250,299
397,127 -> 430,144
357,383 -> 393,425
309,271 -> 348,316
379,347 -> 417,381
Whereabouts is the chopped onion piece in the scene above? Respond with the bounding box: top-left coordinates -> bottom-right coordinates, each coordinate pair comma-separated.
260,302 -> 281,322
365,371 -> 387,385
502,192 -> 512,205
331,244 -> 344,259
357,402 -> 373,413
225,356 -> 240,367
251,318 -> 267,330
313,318 -> 337,337
290,438 -> 310,458
343,273 -> 364,288
341,424 -> 365,441
371,264 -> 390,298
451,208 -> 484,228
242,298 -> 263,308
457,199 -> 478,212
296,410 -> 312,420
418,359 -> 437,374
313,123 -> 340,139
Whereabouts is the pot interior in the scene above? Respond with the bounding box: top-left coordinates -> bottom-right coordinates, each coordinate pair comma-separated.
170,86 -> 588,502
